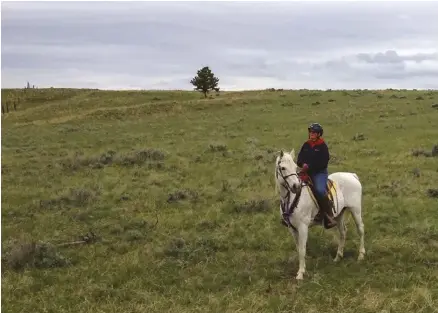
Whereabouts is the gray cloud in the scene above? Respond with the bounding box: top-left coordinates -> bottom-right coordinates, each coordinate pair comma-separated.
356,50 -> 438,64
2,1 -> 438,90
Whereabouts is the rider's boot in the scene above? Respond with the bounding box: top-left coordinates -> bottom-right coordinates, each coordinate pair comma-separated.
316,193 -> 337,229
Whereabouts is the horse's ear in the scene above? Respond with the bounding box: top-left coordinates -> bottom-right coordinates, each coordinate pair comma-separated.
290,149 -> 295,160
280,150 -> 284,157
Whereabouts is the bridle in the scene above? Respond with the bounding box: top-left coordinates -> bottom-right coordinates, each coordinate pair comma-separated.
276,157 -> 303,230
276,158 -> 301,193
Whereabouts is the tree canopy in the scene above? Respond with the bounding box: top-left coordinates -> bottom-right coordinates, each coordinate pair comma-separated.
190,66 -> 220,98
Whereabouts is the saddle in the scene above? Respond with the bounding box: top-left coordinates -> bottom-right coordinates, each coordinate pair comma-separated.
299,173 -> 338,217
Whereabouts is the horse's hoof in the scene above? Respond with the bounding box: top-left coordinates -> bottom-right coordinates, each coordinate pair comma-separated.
333,255 -> 342,262
357,253 -> 365,261
296,273 -> 304,280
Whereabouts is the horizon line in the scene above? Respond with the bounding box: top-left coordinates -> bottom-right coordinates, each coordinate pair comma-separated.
2,87 -> 437,92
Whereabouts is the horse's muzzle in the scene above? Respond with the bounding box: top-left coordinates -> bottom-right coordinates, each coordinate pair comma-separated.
291,183 -> 300,194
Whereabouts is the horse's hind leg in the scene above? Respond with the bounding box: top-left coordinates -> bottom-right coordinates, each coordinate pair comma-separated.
334,209 -> 347,262
349,206 -> 365,261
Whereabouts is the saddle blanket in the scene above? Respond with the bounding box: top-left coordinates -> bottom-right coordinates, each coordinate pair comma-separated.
307,178 -> 345,216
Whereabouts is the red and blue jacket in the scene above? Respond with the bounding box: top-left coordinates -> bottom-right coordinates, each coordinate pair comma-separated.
296,138 -> 330,175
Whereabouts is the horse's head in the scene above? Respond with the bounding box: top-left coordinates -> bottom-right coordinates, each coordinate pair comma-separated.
275,149 -> 301,194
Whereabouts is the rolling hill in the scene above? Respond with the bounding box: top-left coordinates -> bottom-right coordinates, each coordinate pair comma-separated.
2,87 -> 438,312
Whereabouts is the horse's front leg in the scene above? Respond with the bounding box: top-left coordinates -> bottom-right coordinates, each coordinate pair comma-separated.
296,224 -> 309,280
287,226 -> 301,277
288,226 -> 299,249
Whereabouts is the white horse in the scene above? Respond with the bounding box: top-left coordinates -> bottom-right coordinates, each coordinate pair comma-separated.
275,149 -> 366,280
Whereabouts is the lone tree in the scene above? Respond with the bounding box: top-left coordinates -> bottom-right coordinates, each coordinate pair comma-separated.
190,66 -> 220,98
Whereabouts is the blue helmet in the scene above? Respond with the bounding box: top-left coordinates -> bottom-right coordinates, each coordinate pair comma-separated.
308,123 -> 323,136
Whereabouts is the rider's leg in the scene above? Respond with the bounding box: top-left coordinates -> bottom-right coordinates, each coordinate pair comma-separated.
312,171 -> 337,229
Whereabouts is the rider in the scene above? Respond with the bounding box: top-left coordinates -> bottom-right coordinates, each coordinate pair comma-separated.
297,123 -> 337,229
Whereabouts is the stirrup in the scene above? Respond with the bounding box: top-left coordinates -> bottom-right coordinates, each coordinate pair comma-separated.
314,211 -> 323,223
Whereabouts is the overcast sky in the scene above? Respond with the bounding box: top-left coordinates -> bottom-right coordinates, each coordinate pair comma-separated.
2,1 -> 438,90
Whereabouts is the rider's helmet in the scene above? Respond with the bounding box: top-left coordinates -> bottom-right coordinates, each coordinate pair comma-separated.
308,123 -> 323,136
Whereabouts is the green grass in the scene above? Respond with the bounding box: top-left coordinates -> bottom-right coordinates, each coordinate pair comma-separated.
2,88 -> 438,312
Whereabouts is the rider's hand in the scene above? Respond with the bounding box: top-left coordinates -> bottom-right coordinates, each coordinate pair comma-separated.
302,163 -> 309,172
300,173 -> 310,182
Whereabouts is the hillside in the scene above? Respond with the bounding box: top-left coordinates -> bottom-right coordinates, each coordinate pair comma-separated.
2,88 -> 438,312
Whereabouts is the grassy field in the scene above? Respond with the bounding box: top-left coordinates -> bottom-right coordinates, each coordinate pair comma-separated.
2,87 -> 438,312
